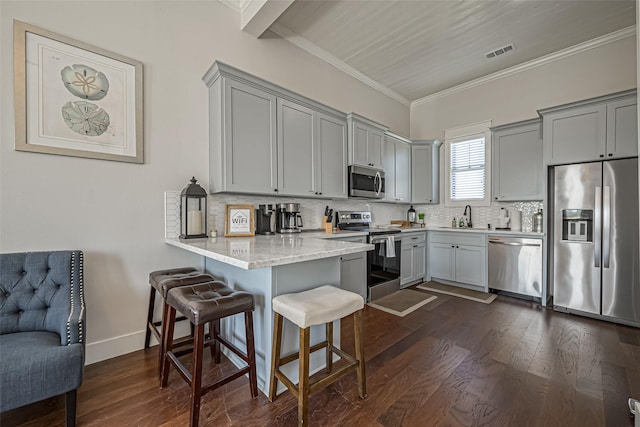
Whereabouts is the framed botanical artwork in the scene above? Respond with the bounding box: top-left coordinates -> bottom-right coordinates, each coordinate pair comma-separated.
225,204 -> 255,237
13,20 -> 144,163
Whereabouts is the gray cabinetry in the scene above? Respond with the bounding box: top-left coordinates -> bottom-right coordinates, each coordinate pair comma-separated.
347,113 -> 387,169
383,132 -> 411,203
211,78 -> 278,194
317,113 -> 348,199
540,89 -> 637,165
491,118 -> 543,201
411,140 -> 442,204
428,232 -> 487,289
335,235 -> 368,301
204,61 -> 348,199
400,232 -> 426,286
277,98 -> 316,197
606,96 -> 638,159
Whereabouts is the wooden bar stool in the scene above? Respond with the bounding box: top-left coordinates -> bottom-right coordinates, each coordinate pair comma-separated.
268,285 -> 366,426
161,281 -> 258,427
145,267 -> 215,376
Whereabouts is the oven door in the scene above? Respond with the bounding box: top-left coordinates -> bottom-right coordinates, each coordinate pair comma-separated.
367,235 -> 401,287
349,166 -> 385,199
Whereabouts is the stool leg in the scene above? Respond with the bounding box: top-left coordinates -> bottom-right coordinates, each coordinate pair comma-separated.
160,306 -> 177,388
268,312 -> 284,402
298,326 -> 310,426
158,301 -> 171,379
245,311 -> 258,398
189,324 -> 205,427
213,319 -> 221,364
325,321 -> 333,373
145,286 -> 156,349
354,309 -> 367,399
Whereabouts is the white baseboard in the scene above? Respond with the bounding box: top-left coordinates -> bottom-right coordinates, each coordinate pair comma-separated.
85,324 -> 191,365
85,330 -> 149,365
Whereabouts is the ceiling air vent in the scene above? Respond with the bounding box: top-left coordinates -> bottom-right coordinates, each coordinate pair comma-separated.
485,43 -> 515,59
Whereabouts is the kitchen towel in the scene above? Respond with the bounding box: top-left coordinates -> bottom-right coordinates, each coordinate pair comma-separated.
385,235 -> 396,258
376,236 -> 396,258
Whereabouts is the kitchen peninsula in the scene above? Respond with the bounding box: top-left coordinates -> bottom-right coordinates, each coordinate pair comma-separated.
166,232 -> 372,395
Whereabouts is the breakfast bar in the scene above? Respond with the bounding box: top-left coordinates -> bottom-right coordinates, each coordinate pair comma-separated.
166,233 -> 373,395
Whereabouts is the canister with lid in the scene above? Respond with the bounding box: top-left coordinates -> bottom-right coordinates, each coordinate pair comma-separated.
532,209 -> 543,232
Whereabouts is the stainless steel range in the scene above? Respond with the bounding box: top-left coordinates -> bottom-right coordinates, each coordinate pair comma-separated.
336,211 -> 401,301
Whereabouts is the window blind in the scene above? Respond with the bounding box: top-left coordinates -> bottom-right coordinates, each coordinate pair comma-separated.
450,136 -> 485,200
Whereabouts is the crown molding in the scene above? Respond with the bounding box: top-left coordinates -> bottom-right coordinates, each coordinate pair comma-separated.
411,25 -> 637,108
269,22 -> 411,107
218,0 -> 251,13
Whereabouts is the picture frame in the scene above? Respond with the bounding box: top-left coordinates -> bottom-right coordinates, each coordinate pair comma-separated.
13,20 -> 144,163
224,204 -> 255,237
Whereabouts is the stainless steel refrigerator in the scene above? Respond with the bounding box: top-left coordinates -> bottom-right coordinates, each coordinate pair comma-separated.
552,158 -> 639,326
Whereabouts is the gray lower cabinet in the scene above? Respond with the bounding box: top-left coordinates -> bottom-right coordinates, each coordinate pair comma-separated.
204,61 -> 348,198
540,89 -> 637,165
400,232 -> 426,286
429,232 -> 486,289
335,235 -> 368,300
383,132 -> 411,203
348,113 -> 387,169
411,140 -> 442,204
491,118 -> 543,201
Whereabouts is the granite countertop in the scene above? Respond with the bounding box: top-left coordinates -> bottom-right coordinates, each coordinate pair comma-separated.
166,233 -> 373,270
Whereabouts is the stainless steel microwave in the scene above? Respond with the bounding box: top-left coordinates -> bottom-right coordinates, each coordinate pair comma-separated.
348,165 -> 385,199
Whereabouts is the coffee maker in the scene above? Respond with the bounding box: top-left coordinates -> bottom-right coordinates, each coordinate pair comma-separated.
255,204 -> 275,235
276,203 -> 303,233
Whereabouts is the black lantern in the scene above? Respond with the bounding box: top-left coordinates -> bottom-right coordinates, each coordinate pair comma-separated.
180,177 -> 207,239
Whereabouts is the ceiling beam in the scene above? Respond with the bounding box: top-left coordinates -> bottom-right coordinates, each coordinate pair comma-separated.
241,0 -> 295,38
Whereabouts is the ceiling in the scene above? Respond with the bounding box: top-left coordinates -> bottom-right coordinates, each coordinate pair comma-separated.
223,0 -> 636,105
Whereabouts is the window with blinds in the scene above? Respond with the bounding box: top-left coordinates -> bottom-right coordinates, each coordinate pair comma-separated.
449,136 -> 485,201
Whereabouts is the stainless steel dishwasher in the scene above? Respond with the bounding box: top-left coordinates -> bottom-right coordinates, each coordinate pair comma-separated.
488,236 -> 542,300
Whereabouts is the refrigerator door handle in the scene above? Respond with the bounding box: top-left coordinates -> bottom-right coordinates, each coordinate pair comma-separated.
603,186 -> 611,268
594,186 -> 602,268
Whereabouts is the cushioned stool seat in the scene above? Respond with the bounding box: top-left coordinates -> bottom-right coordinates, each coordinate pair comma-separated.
161,281 -> 258,427
272,285 -> 364,328
269,285 -> 366,426
145,267 -> 215,377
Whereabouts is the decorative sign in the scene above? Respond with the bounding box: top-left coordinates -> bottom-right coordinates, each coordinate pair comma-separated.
225,204 -> 255,237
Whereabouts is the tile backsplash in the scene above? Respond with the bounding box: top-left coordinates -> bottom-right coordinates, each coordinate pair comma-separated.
165,191 -> 543,238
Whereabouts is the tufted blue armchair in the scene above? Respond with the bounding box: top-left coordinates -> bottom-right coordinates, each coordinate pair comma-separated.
0,251 -> 86,426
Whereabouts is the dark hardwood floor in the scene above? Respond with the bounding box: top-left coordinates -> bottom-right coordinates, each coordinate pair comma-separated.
3,288 -> 640,426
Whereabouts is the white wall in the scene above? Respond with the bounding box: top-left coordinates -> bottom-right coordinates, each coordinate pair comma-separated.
0,1 -> 408,364
411,35 -> 637,139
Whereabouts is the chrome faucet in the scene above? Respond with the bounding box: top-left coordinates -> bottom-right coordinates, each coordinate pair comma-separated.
463,205 -> 473,228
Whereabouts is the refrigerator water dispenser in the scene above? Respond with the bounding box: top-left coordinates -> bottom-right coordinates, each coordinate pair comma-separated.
562,209 -> 593,242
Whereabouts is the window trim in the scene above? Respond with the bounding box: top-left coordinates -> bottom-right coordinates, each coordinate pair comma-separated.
444,120 -> 492,207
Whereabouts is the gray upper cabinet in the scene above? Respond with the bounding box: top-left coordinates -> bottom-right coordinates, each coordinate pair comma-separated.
383,132 -> 411,203
277,99 -> 316,197
347,113 -> 387,169
211,78 -> 278,194
491,118 -> 543,201
317,113 -> 348,199
540,89 -> 637,165
411,140 -> 442,204
606,96 -> 638,159
203,61 -> 348,198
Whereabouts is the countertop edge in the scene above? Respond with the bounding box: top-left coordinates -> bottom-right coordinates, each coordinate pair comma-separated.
166,237 -> 373,270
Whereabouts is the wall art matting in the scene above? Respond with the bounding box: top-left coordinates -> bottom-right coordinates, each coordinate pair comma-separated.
13,20 -> 144,163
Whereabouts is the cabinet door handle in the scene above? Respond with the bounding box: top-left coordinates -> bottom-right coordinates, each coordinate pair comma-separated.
608,153 -> 613,157
274,189 -> 278,192
599,154 -> 604,158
